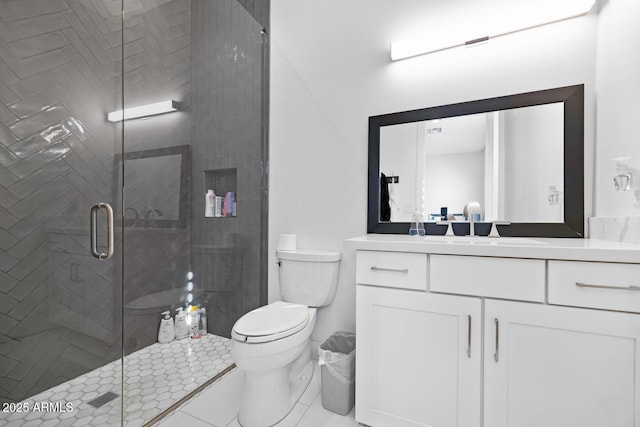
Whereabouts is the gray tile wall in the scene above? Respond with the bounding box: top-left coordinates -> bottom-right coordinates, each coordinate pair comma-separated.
237,0 -> 270,28
191,0 -> 268,336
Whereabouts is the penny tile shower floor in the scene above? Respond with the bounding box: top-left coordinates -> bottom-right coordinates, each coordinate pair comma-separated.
0,334 -> 233,427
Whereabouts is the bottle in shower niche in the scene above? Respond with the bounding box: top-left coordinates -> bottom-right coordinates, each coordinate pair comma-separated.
174,307 -> 189,339
205,190 -> 215,217
158,311 -> 175,344
224,192 -> 236,217
215,196 -> 223,217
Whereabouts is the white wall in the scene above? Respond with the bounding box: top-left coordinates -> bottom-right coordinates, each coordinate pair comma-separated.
270,0 -> 597,346
594,0 -> 640,216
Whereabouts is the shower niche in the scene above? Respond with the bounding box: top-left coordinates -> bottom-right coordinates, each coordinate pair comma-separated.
204,168 -> 238,217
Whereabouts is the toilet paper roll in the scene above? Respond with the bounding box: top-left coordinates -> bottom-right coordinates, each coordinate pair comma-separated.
277,234 -> 296,251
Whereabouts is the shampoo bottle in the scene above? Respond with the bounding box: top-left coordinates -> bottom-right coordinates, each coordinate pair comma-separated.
158,311 -> 175,344
189,305 -> 201,338
174,307 -> 189,339
205,190 -> 215,217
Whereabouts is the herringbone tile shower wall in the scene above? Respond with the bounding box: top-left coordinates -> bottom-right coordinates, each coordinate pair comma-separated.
0,0 -> 193,404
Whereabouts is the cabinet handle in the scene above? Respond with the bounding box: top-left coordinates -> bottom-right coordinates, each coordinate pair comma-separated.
575,282 -> 640,291
494,318 -> 499,363
370,266 -> 409,273
467,315 -> 472,358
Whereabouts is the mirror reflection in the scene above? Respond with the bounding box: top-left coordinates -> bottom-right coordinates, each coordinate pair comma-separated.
379,102 -> 564,224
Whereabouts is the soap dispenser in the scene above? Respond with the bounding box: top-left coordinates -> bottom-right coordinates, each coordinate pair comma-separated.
158,311 -> 175,344
174,307 -> 189,339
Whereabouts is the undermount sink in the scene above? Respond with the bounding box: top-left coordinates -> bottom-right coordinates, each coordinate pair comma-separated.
421,236 -> 547,245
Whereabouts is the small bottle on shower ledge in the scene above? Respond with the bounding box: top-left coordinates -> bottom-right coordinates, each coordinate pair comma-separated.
199,307 -> 207,336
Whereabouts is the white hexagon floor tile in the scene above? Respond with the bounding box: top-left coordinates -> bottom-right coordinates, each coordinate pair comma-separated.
0,334 -> 233,427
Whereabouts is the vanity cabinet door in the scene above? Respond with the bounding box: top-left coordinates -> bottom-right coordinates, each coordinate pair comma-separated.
484,299 -> 640,427
356,285 -> 481,427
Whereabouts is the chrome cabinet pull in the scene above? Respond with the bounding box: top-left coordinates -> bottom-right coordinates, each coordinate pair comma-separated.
467,315 -> 472,358
494,318 -> 499,363
575,282 -> 640,291
90,203 -> 114,260
370,266 -> 409,273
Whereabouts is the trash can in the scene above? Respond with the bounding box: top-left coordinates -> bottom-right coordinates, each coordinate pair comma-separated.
318,331 -> 356,415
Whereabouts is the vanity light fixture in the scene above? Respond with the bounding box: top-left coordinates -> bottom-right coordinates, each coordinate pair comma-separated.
107,100 -> 181,122
390,0 -> 596,61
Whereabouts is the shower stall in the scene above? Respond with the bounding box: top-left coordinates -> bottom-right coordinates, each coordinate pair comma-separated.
0,0 -> 268,425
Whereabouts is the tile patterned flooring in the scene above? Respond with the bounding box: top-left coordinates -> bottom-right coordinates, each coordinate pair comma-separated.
154,364 -> 361,427
0,334 -> 233,427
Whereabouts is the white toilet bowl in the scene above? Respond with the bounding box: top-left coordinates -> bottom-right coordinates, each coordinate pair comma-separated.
231,301 -> 317,427
230,248 -> 341,427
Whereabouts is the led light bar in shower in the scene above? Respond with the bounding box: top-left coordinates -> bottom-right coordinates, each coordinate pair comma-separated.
107,100 -> 181,122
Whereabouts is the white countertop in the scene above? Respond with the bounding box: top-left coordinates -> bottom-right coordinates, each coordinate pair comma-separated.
345,234 -> 640,263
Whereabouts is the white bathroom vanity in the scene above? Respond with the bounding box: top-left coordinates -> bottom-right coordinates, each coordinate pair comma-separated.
347,235 -> 640,427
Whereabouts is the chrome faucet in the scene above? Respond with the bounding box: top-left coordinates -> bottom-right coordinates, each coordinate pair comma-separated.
465,201 -> 481,237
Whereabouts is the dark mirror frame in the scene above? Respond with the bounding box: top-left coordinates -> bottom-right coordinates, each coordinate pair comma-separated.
115,145 -> 191,229
368,84 -> 584,237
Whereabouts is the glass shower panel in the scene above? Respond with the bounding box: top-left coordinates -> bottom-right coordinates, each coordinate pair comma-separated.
121,0 -> 268,424
0,1 -> 124,426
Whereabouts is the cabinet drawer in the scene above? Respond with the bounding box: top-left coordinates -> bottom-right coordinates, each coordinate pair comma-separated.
548,261 -> 640,313
356,251 -> 427,290
430,255 -> 545,302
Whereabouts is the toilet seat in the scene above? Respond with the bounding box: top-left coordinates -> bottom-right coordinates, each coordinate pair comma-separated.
232,301 -> 310,343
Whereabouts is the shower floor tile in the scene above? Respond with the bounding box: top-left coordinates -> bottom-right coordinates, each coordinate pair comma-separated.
0,334 -> 233,427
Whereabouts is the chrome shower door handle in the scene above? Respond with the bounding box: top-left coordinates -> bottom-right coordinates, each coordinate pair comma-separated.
102,203 -> 114,260
90,203 -> 114,260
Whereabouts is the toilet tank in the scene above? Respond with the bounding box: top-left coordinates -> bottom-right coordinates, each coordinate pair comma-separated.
277,249 -> 342,307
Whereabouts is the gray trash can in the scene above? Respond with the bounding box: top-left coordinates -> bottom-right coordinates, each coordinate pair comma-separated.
318,331 -> 356,415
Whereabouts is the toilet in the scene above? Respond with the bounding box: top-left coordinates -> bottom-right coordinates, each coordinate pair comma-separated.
231,249 -> 342,427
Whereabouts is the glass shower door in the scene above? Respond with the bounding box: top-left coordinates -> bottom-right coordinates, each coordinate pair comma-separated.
120,0 -> 269,425
0,1 -> 125,426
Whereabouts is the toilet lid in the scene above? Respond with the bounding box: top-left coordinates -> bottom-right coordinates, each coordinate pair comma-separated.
233,301 -> 309,338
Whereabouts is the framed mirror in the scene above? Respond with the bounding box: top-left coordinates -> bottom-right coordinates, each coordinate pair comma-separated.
116,145 -> 190,228
368,85 -> 584,237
